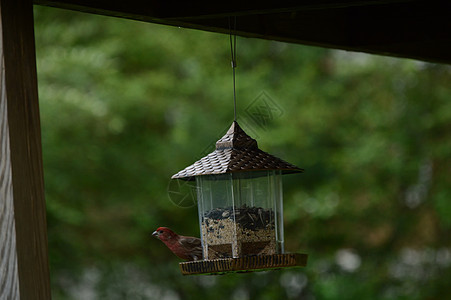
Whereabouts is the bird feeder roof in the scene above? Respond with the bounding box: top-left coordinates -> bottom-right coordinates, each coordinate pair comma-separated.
172,121 -> 303,180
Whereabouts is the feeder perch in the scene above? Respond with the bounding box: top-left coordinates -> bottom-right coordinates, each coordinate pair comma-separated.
172,121 -> 308,275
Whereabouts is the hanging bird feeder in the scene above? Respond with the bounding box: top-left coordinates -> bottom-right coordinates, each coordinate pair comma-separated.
172,121 -> 308,275
171,17 -> 307,274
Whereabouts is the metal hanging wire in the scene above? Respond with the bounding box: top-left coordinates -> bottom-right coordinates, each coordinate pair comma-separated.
229,16 -> 237,122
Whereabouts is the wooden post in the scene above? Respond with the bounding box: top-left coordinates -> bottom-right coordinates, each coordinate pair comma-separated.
0,0 -> 52,299
0,42 -> 20,299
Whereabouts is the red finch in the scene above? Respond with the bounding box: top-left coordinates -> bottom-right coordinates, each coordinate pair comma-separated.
152,227 -> 203,261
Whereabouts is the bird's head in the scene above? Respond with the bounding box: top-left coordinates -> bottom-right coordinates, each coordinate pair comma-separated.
152,227 -> 177,242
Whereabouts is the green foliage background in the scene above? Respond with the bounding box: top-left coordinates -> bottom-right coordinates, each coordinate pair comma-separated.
34,6 -> 451,300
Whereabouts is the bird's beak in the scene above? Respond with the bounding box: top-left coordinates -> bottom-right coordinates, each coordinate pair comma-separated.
152,231 -> 158,237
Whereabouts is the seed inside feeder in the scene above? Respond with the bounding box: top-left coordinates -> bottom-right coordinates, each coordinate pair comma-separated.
202,205 -> 276,259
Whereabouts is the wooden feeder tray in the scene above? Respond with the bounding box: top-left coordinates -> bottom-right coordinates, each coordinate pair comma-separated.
179,253 -> 308,275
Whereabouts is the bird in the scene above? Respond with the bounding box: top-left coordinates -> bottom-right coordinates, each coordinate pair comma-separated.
152,227 -> 203,261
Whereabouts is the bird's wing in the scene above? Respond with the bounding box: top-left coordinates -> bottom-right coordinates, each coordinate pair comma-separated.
179,236 -> 203,260
179,236 -> 201,246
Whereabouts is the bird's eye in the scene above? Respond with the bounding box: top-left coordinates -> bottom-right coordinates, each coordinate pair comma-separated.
159,230 -> 163,234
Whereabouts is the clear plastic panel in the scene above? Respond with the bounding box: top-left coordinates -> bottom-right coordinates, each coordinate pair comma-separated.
197,174 -> 237,259
196,171 -> 284,259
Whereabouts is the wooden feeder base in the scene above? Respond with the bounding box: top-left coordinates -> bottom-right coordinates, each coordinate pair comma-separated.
179,253 -> 308,275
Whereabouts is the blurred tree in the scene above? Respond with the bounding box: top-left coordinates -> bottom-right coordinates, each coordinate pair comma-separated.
34,5 -> 451,300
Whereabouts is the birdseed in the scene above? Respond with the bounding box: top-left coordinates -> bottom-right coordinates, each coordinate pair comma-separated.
201,206 -> 276,259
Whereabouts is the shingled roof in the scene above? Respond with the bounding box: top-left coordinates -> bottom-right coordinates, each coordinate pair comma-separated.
171,121 -> 303,180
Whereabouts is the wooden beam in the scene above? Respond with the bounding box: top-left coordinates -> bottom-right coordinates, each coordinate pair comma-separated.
34,0 -> 410,19
0,0 -> 51,299
179,2 -> 451,63
33,0 -> 451,64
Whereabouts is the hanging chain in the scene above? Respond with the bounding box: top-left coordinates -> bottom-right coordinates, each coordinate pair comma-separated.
229,17 -> 237,122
